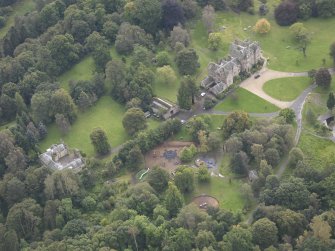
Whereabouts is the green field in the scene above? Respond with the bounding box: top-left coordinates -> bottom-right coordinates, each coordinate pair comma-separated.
185,177 -> 245,212
206,12 -> 335,72
58,56 -> 95,91
298,133 -> 335,170
215,88 -> 279,113
263,77 -> 311,101
39,96 -> 160,157
0,0 -> 36,38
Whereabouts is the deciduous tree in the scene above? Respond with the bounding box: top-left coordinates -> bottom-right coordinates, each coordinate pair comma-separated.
202,5 -> 215,34
122,108 -> 147,136
290,22 -> 311,57
315,68 -> 332,88
252,218 -> 278,249
165,182 -> 184,217
90,127 -> 111,155
254,18 -> 271,34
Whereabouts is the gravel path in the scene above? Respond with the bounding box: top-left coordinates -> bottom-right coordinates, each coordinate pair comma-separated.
240,68 -> 308,109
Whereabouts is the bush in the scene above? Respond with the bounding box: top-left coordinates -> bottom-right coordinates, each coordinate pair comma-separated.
203,96 -> 217,110
274,1 -> 298,26
198,166 -> 210,182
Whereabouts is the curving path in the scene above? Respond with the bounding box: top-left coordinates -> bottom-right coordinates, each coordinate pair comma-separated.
240,68 -> 308,109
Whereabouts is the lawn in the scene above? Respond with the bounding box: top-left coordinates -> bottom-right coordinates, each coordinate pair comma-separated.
185,177 -> 245,212
210,12 -> 335,72
58,56 -> 95,91
0,0 -> 36,38
298,132 -> 335,170
39,96 -> 160,157
174,114 -> 225,141
215,88 -> 279,113
263,77 -> 312,101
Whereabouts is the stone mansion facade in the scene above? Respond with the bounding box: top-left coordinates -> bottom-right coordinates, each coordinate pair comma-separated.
201,39 -> 262,96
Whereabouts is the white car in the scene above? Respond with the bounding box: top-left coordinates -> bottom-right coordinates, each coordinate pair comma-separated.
200,92 -> 206,97
180,120 -> 185,124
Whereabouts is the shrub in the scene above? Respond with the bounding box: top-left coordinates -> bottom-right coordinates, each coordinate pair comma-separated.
274,1 -> 298,26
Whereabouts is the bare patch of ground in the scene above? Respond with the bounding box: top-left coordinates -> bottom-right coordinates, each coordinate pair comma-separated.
144,141 -> 193,173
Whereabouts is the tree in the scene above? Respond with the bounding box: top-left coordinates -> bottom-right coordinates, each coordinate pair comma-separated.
44,170 -> 81,200
55,113 -> 71,135
202,5 -> 215,33
231,151 -> 249,176
279,108 -> 296,123
222,111 -> 251,139
198,130 -> 209,153
122,108 -> 147,136
50,89 -> 77,123
6,198 -> 42,241
290,22 -> 311,57
90,128 -> 111,155
252,218 -> 278,249
265,148 -> 280,167
315,68 -> 332,88
177,80 -> 192,109
195,230 -> 216,249
198,166 -> 210,182
62,219 -> 88,237
222,226 -> 254,251
126,0 -> 161,34
288,147 -> 304,168
330,42 -> 335,65
5,147 -> 27,173
208,131 -> 221,151
169,25 -> 190,49
155,51 -> 170,67
230,0 -> 254,12
174,166 -> 195,193
180,144 -> 197,163
327,92 -> 335,110
161,0 -> 185,31
4,177 -> 26,207
175,48 -> 200,75
254,18 -> 271,34
125,145 -> 144,171
156,66 -> 177,85
275,177 -> 310,210
165,182 -> 184,217
146,167 -> 170,193
208,32 -> 222,50
274,1 -> 298,26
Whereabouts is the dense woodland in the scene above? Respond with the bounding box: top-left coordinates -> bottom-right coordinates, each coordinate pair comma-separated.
1,0 -> 335,250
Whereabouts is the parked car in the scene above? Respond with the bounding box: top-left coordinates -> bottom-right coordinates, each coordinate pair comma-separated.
254,74 -> 260,79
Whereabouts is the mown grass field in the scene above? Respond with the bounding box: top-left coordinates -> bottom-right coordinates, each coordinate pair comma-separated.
206,11 -> 335,72
185,177 -> 245,212
215,88 -> 279,113
263,77 -> 312,101
0,0 -> 35,38
39,96 -> 160,157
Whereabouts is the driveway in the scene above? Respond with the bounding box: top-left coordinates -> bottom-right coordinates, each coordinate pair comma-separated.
240,68 -> 308,109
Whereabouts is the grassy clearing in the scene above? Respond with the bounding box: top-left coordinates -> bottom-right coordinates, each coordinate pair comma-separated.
263,77 -> 311,101
174,114 -> 225,141
185,177 -> 245,212
58,56 -> 95,91
0,121 -> 16,131
214,12 -> 335,72
0,0 -> 36,38
298,133 -> 335,170
39,96 -> 160,157
215,88 -> 279,113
